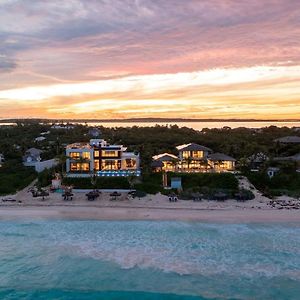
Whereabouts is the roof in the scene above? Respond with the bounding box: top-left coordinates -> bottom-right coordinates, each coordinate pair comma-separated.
152,153 -> 178,162
88,128 -> 101,137
274,153 -> 300,162
26,148 -> 43,156
208,153 -> 236,161
176,143 -> 212,152
274,136 -> 300,144
267,167 -> 280,172
66,143 -> 92,150
247,152 -> 269,163
151,160 -> 164,168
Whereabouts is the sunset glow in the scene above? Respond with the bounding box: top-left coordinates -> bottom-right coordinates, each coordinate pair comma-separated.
0,1 -> 300,119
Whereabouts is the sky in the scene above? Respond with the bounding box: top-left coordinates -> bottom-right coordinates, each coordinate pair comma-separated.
0,0 -> 300,120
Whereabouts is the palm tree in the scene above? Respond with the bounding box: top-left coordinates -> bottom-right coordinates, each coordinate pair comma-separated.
56,153 -> 70,178
91,168 -> 98,191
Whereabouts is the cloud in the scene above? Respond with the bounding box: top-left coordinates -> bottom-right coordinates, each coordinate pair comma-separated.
0,55 -> 17,73
0,1 -> 300,118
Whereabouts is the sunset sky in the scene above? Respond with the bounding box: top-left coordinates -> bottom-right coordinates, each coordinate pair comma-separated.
0,0 -> 300,120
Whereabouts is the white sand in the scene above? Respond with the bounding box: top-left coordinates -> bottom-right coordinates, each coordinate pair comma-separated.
1,177 -> 299,223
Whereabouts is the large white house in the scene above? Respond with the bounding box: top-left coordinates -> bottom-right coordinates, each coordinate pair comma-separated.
66,139 -> 140,177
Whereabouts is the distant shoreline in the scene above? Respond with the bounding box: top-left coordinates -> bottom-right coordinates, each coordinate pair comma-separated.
1,118 -> 300,123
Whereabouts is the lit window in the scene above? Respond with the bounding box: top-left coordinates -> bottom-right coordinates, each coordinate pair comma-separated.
70,152 -> 80,159
101,150 -> 119,157
94,160 -> 100,170
82,152 -> 90,159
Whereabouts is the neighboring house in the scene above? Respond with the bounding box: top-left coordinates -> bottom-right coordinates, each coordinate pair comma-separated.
35,136 -> 46,142
66,138 -> 140,177
23,148 -> 58,173
40,131 -> 50,135
0,153 -> 4,167
152,143 -> 236,173
274,136 -> 300,144
23,148 -> 42,163
274,153 -> 300,170
88,128 -> 101,138
247,152 -> 269,169
267,167 -> 280,178
51,124 -> 74,130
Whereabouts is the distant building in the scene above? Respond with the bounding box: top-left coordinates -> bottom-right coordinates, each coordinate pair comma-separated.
51,124 -> 74,130
88,128 -> 101,138
152,143 -> 236,173
247,152 -> 269,169
23,148 -> 42,163
0,153 -> 4,167
267,167 -> 280,178
34,136 -> 46,142
40,131 -> 50,135
274,136 -> 300,144
23,148 -> 58,172
66,138 -> 140,177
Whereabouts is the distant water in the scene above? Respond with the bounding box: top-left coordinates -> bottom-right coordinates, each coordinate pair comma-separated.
1,121 -> 300,130
85,121 -> 300,130
1,221 -> 300,299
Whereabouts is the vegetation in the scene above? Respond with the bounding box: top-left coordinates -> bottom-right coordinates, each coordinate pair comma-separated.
63,177 -> 130,189
245,169 -> 300,198
0,121 -> 299,196
0,160 -> 36,195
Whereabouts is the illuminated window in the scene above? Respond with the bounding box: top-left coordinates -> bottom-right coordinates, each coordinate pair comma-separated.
94,160 -> 100,170
94,150 -> 99,157
82,152 -> 91,159
101,150 -> 119,157
101,160 -> 121,170
69,152 -> 80,159
125,159 -> 136,168
182,151 -> 190,159
192,151 -> 203,158
70,162 -> 90,172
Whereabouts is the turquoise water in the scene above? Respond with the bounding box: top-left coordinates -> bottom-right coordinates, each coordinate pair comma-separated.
1,221 -> 300,299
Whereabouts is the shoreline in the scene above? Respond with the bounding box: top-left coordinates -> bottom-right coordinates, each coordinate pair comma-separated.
1,205 -> 300,223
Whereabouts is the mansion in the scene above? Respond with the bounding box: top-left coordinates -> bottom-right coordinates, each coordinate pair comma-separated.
66,139 -> 140,177
151,143 -> 236,173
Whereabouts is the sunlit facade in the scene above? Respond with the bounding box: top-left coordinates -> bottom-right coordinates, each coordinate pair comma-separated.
66,139 -> 140,177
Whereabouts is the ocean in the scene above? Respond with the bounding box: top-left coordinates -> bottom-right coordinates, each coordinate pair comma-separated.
1,121 -> 300,130
0,221 -> 300,299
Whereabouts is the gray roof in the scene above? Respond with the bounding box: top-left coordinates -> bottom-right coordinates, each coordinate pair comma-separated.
208,153 -> 236,161
274,153 -> 300,162
89,128 -> 101,137
26,148 -> 43,156
151,160 -> 164,168
177,143 -> 212,152
274,136 -> 300,144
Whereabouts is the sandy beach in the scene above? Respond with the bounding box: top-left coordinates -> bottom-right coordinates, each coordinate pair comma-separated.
0,182 -> 299,223
1,205 -> 300,223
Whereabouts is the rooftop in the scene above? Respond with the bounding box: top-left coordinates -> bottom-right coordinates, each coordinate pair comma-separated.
208,153 -> 236,161
66,143 -> 92,150
152,153 -> 178,161
176,143 -> 212,152
274,136 -> 300,144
